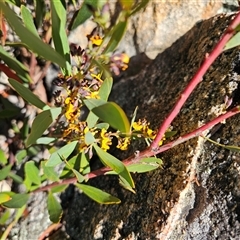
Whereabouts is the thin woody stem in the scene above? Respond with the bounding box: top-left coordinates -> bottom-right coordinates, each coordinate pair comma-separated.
33,106 -> 240,193
150,12 -> 240,150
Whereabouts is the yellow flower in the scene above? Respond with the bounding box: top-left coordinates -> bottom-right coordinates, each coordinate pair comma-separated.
100,128 -> 112,151
132,122 -> 143,131
90,35 -> 103,46
117,137 -> 130,151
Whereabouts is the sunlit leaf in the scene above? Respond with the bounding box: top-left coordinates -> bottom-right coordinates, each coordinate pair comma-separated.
224,32 -> 240,51
98,77 -> 113,100
0,209 -> 10,225
103,20 -> 127,54
21,5 -> 39,37
51,185 -> 68,194
42,161 -> 60,182
50,0 -> 71,75
3,193 -> 29,208
93,144 -> 134,188
120,0 -> 134,10
46,141 -> 78,167
126,162 -> 160,173
0,193 -> 12,204
36,137 -> 56,145
130,0 -> 149,16
24,161 -> 41,186
0,47 -> 31,83
8,78 -> 46,109
85,131 -> 95,145
0,149 -> 7,165
76,183 -> 121,204
0,165 -> 12,181
47,192 -> 63,223
26,107 -> 62,146
0,2 -> 67,68
92,102 -> 130,133
72,169 -> 85,183
69,0 -> 98,30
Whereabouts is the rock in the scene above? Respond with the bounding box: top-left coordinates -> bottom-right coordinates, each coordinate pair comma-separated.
64,14 -> 240,240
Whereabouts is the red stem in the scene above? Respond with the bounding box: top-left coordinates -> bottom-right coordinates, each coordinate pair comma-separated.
151,12 -> 240,150
33,13 -> 240,194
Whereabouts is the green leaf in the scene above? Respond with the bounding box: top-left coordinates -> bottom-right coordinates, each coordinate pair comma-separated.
130,0 -> 149,16
103,20 -> 127,54
93,144 -> 134,189
0,165 -> 12,181
70,0 -> 98,30
0,108 -> 21,118
140,157 -> 163,164
98,77 -> 113,100
79,153 -> 90,175
76,183 -> 121,204
0,46 -> 31,83
51,185 -> 68,194
24,161 -> 41,186
0,149 -> 7,165
120,0 -> 134,10
92,102 -> 130,133
0,2 -> 67,68
42,161 -> 60,182
34,0 -> 45,29
126,162 -> 160,173
8,172 -> 23,183
86,111 -> 99,128
72,169 -> 85,183
46,140 -> 78,167
8,78 -> 46,110
3,193 -> 29,208
0,193 -> 12,204
47,192 -> 63,223
21,5 -> 39,37
0,209 -> 10,225
84,98 -> 106,110
224,32 -> 240,51
15,149 -> 27,164
26,107 -> 62,147
118,175 -> 135,193
85,131 -> 95,145
50,0 -> 71,75
36,137 -> 56,145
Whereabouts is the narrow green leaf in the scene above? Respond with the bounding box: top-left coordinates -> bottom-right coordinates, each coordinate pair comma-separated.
8,78 -> 46,110
93,144 -> 134,188
85,131 -> 95,145
126,163 -> 160,173
42,161 -> 60,182
130,0 -> 149,16
21,5 -> 39,37
24,161 -> 41,186
15,149 -> 27,164
3,193 -> 29,208
98,77 -> 113,100
103,20 -> 127,54
0,165 -> 12,181
76,183 -> 121,204
80,153 -> 90,175
50,0 -> 71,74
72,169 -> 85,183
140,157 -> 163,164
47,192 -> 63,223
92,102 -> 130,133
0,2 -> 67,68
84,98 -> 106,110
0,46 -> 31,83
34,0 -> 45,29
46,141 -> 78,167
224,32 -> 240,51
86,111 -> 99,128
0,193 -> 12,204
0,149 -> 7,165
120,0 -> 134,10
51,185 -> 68,194
36,137 -> 56,145
8,172 -> 23,183
118,175 -> 135,193
0,209 -> 10,225
70,0 -> 98,30
26,107 -> 62,146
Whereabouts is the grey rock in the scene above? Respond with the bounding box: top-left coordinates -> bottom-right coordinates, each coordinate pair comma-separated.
64,14 -> 240,240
